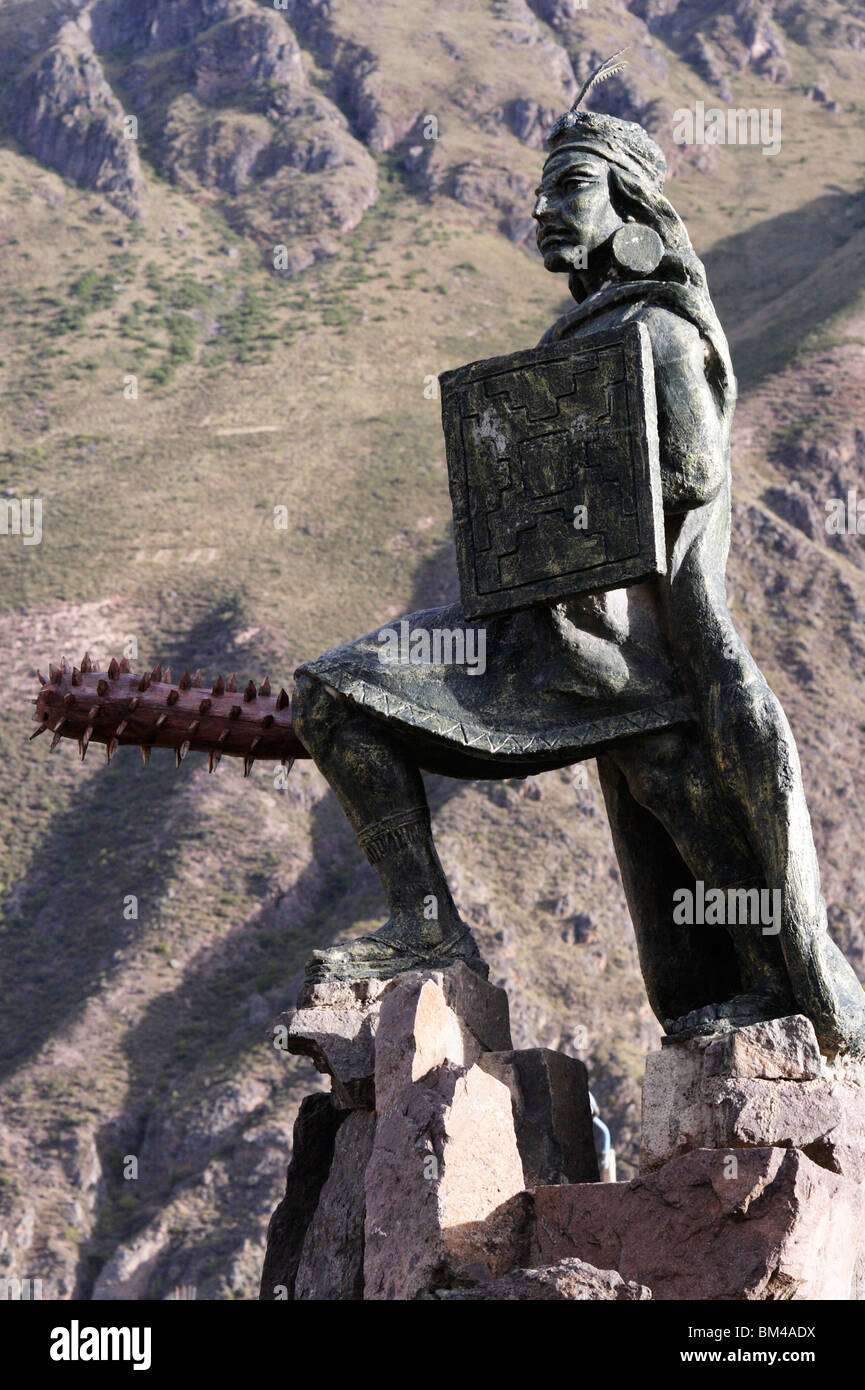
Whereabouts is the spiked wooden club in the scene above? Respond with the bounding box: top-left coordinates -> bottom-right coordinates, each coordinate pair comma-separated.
30,655 -> 310,777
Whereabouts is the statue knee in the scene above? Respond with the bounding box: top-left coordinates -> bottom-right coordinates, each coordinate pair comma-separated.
715,679 -> 792,770
617,731 -> 691,813
291,675 -> 345,752
628,762 -> 672,813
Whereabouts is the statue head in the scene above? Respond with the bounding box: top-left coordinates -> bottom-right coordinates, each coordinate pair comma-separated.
533,53 -> 673,286
534,109 -> 667,270
533,54 -> 735,418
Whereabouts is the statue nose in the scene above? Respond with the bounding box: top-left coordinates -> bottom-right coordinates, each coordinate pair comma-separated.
533,193 -> 551,220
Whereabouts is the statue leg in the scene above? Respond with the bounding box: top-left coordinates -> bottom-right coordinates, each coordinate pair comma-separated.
702,675 -> 865,1055
291,674 -> 485,982
666,502 -> 865,1054
609,726 -> 797,1030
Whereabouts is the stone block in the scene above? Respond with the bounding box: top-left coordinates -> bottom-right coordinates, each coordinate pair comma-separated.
295,1110 -> 376,1301
363,1061 -> 527,1300
478,1048 -> 599,1185
258,1094 -> 345,1300
530,1146 -> 865,1301
373,966 -> 511,1115
701,1015 -> 822,1080
277,977 -> 390,1109
641,1015 -> 865,1183
280,961 -> 512,1112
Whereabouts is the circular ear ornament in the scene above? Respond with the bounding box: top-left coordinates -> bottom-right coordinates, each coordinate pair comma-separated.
611,223 -> 664,276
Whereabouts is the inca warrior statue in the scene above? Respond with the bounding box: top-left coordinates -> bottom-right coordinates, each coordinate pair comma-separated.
32,56 -> 865,1059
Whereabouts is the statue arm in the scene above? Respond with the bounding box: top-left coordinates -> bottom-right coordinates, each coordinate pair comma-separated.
642,309 -> 728,515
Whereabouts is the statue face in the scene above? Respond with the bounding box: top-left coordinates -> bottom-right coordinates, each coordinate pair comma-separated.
533,150 -> 623,272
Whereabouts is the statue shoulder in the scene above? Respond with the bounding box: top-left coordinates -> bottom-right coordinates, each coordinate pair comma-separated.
537,300 -> 706,361
536,309 -> 580,347
631,304 -> 708,368
536,301 -> 638,348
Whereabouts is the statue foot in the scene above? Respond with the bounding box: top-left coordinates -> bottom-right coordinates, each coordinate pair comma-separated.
664,984 -> 795,1041
304,918 -> 488,984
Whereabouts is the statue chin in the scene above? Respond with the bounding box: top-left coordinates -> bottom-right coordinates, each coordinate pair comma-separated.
540,241 -> 584,273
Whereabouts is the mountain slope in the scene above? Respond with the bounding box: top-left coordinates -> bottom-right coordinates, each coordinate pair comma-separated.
1,0 -> 865,1299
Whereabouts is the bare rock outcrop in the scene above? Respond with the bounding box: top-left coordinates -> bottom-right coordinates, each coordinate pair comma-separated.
0,0 -> 379,256
2,20 -> 146,218
633,0 -> 791,84
117,0 -> 380,253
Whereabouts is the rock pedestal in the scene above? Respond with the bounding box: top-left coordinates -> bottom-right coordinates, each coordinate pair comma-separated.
261,962 -> 605,1301
529,1146 -> 864,1300
262,985 -> 865,1301
640,1015 -> 865,1183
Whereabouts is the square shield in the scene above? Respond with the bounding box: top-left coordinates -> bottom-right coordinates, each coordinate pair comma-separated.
440,320 -> 665,621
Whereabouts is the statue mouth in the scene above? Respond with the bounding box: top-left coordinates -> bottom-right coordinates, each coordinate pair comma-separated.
538,229 -> 571,256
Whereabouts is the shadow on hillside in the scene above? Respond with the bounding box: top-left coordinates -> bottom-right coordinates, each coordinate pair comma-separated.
78,754 -> 368,1296
0,596 -> 285,1081
701,185 -> 865,389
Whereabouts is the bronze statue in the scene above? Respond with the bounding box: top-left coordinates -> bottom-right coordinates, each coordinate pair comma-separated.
32,57 -> 865,1060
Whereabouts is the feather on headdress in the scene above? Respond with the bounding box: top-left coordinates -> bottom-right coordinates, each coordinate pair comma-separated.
572,48 -> 629,111
545,48 -> 667,191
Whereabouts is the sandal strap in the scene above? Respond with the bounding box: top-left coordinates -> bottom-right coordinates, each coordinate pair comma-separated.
354,923 -> 472,959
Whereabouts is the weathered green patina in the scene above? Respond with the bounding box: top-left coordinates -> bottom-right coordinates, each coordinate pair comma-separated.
292,71 -> 865,1060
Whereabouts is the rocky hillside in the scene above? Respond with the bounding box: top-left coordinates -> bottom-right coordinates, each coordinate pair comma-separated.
1,0 -> 865,1299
